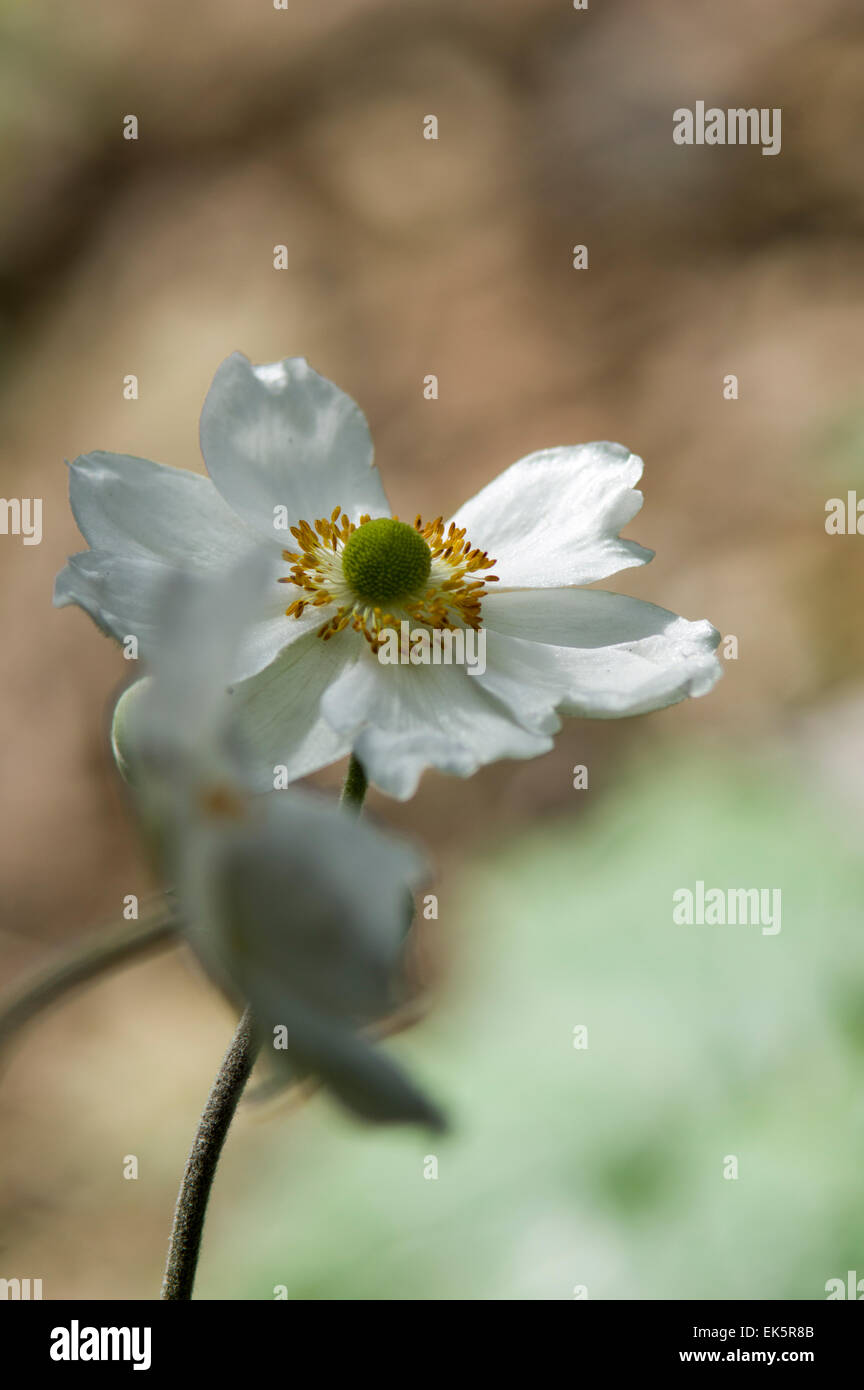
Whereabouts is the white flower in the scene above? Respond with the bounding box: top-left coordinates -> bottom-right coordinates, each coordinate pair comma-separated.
56,352 -> 722,799
116,555 -> 443,1129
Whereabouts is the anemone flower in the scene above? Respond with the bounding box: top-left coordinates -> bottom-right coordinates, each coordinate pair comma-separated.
57,353 -> 721,798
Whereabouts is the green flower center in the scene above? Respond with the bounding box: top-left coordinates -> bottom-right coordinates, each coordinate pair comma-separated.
341,518 -> 432,605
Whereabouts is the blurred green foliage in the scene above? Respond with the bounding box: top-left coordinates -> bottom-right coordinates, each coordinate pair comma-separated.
197,749 -> 864,1300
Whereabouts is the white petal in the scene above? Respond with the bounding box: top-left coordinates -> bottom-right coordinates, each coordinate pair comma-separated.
320,651 -> 553,800
186,790 -> 424,1017
54,550 -> 174,647
54,549 -> 318,683
199,353 -> 392,539
468,634 -> 572,735
554,621 -> 721,716
477,587 -> 722,723
67,451 -> 258,568
240,988 -> 443,1127
450,442 -> 653,588
482,586 -> 709,648
178,793 -> 443,1127
142,554 -> 323,749
229,629 -> 354,785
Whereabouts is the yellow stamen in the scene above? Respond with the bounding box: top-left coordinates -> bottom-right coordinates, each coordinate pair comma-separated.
281,506 -> 497,652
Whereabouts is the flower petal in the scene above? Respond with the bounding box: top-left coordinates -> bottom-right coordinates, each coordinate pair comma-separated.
175,778 -> 442,1128
67,451 -> 259,568
199,353 -> 392,538
229,629 -> 354,785
320,651 -> 554,800
54,550 -> 173,647
199,790 -> 426,1016
450,442 -> 653,588
252,991 -> 445,1128
477,587 -> 722,723
54,549 -> 318,683
482,586 -> 710,648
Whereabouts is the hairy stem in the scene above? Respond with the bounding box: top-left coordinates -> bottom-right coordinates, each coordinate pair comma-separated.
0,905 -> 180,1066
161,1007 -> 260,1300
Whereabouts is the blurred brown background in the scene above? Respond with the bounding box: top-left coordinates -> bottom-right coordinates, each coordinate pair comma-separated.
2,0 -> 864,1298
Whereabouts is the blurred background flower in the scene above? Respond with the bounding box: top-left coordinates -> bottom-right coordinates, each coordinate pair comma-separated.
110,557 -> 443,1131
1,0 -> 863,1298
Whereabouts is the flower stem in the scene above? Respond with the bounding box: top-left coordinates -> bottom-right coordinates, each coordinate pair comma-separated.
340,752 -> 369,812
162,757 -> 370,1300
0,904 -> 180,1068
161,1006 -> 261,1300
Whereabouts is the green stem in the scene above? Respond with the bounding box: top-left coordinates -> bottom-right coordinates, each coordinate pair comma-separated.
161,1007 -> 260,1300
0,905 -> 180,1067
340,752 -> 369,812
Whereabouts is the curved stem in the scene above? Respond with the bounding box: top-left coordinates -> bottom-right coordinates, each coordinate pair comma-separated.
161,1007 -> 260,1300
0,905 -> 180,1067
